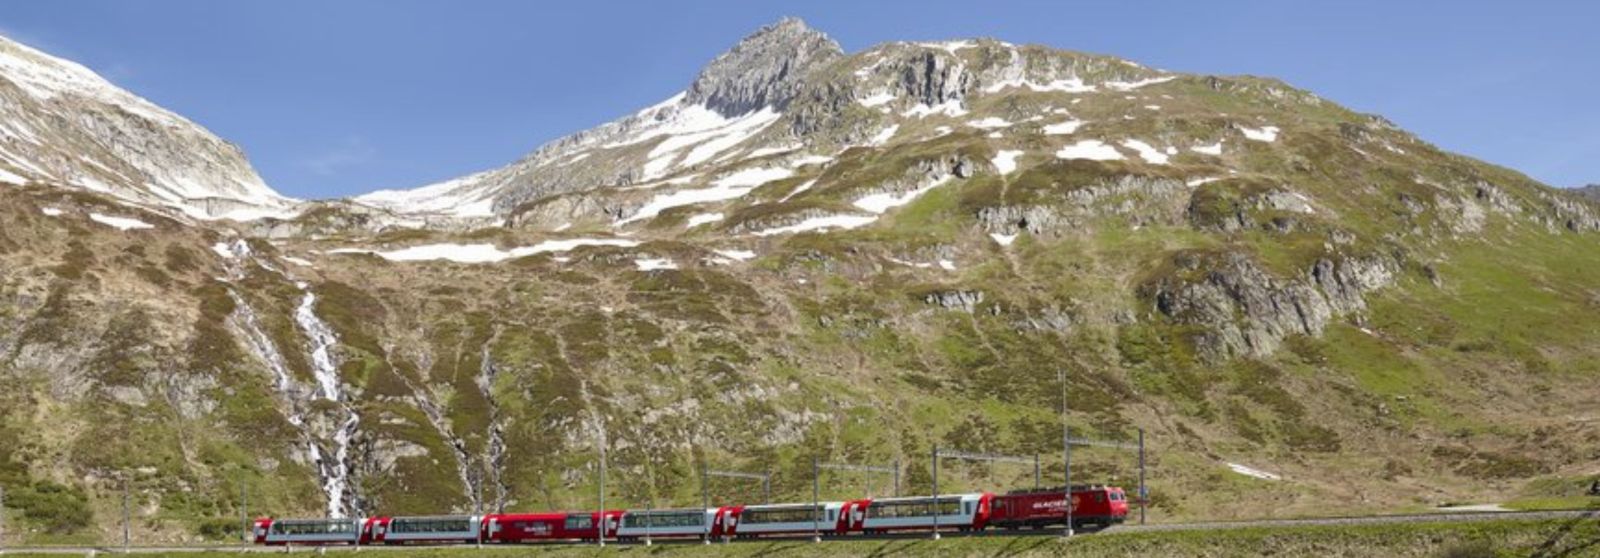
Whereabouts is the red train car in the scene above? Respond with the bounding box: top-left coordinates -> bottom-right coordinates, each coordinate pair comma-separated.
990,485 -> 1128,531
483,510 -> 622,543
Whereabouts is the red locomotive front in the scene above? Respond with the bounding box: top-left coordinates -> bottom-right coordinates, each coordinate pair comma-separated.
990,485 -> 1128,531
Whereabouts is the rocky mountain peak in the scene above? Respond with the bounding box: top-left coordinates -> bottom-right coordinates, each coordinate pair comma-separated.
685,17 -> 844,117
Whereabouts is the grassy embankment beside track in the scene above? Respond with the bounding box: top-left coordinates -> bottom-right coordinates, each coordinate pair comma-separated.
8,516 -> 1599,557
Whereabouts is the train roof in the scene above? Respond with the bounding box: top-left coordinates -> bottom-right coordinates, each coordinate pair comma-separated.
1002,484 -> 1122,495
738,502 -> 843,510
864,492 -> 985,503
624,507 -> 717,514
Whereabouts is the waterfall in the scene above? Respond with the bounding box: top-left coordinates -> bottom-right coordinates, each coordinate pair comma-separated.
294,287 -> 342,402
227,291 -> 303,423
292,283 -> 360,518
218,239 -> 362,518
478,341 -> 508,511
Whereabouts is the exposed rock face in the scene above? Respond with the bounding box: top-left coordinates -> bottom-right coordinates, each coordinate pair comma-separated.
901,51 -> 973,107
924,289 -> 984,313
686,17 -> 843,117
1538,190 -> 1600,232
979,175 -> 1190,237
1149,252 -> 1396,359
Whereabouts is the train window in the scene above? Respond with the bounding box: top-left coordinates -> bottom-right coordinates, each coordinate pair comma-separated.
564,514 -> 593,530
1111,492 -> 1124,501
742,506 -> 825,524
1094,493 -> 1105,503
867,498 -> 962,519
964,502 -> 972,515
391,517 -> 472,533
622,511 -> 704,528
829,510 -> 836,522
272,520 -> 355,536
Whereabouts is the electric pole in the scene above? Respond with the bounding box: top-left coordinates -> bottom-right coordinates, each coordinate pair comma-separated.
1061,367 -> 1073,538
122,479 -> 131,553
811,457 -> 820,543
930,446 -> 940,540
240,481 -> 248,544
700,465 -> 709,545
1138,428 -> 1147,525
474,465 -> 484,548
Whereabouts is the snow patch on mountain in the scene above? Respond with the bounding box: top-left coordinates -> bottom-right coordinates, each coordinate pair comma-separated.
713,248 -> 756,261
634,257 -> 678,271
641,106 -> 780,179
1227,463 -> 1282,481
355,171 -> 499,218
993,150 -> 1024,175
618,166 -> 792,225
753,214 -> 877,236
967,117 -> 1013,130
329,238 -> 642,264
1105,76 -> 1176,91
780,179 -> 817,202
1120,139 -> 1169,165
88,212 -> 155,231
1056,140 -> 1124,161
853,175 -> 953,214
983,76 -> 1095,94
1239,125 -> 1281,142
902,100 -> 968,119
0,167 -> 29,184
1042,120 -> 1085,135
914,40 -> 977,55
869,125 -> 900,146
858,91 -> 897,108
685,212 -> 725,227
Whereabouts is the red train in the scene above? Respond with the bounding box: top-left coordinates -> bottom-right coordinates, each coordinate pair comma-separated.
253,485 -> 1128,546
990,485 -> 1129,531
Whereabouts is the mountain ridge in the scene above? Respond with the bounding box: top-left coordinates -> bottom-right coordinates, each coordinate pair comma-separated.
0,16 -> 1598,544
0,34 -> 295,220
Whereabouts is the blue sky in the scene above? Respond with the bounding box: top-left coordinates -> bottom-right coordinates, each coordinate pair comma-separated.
1,1 -> 1596,198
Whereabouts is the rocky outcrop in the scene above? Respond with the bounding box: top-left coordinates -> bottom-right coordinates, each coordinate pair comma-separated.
686,18 -> 843,117
979,175 -> 1190,237
1148,251 -> 1396,359
923,289 -> 984,313
851,154 -> 975,201
1537,190 -> 1600,232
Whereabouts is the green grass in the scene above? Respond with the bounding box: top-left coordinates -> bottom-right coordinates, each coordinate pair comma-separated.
1503,497 -> 1600,512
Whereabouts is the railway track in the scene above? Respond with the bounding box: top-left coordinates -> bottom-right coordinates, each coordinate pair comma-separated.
4,509 -> 1594,554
